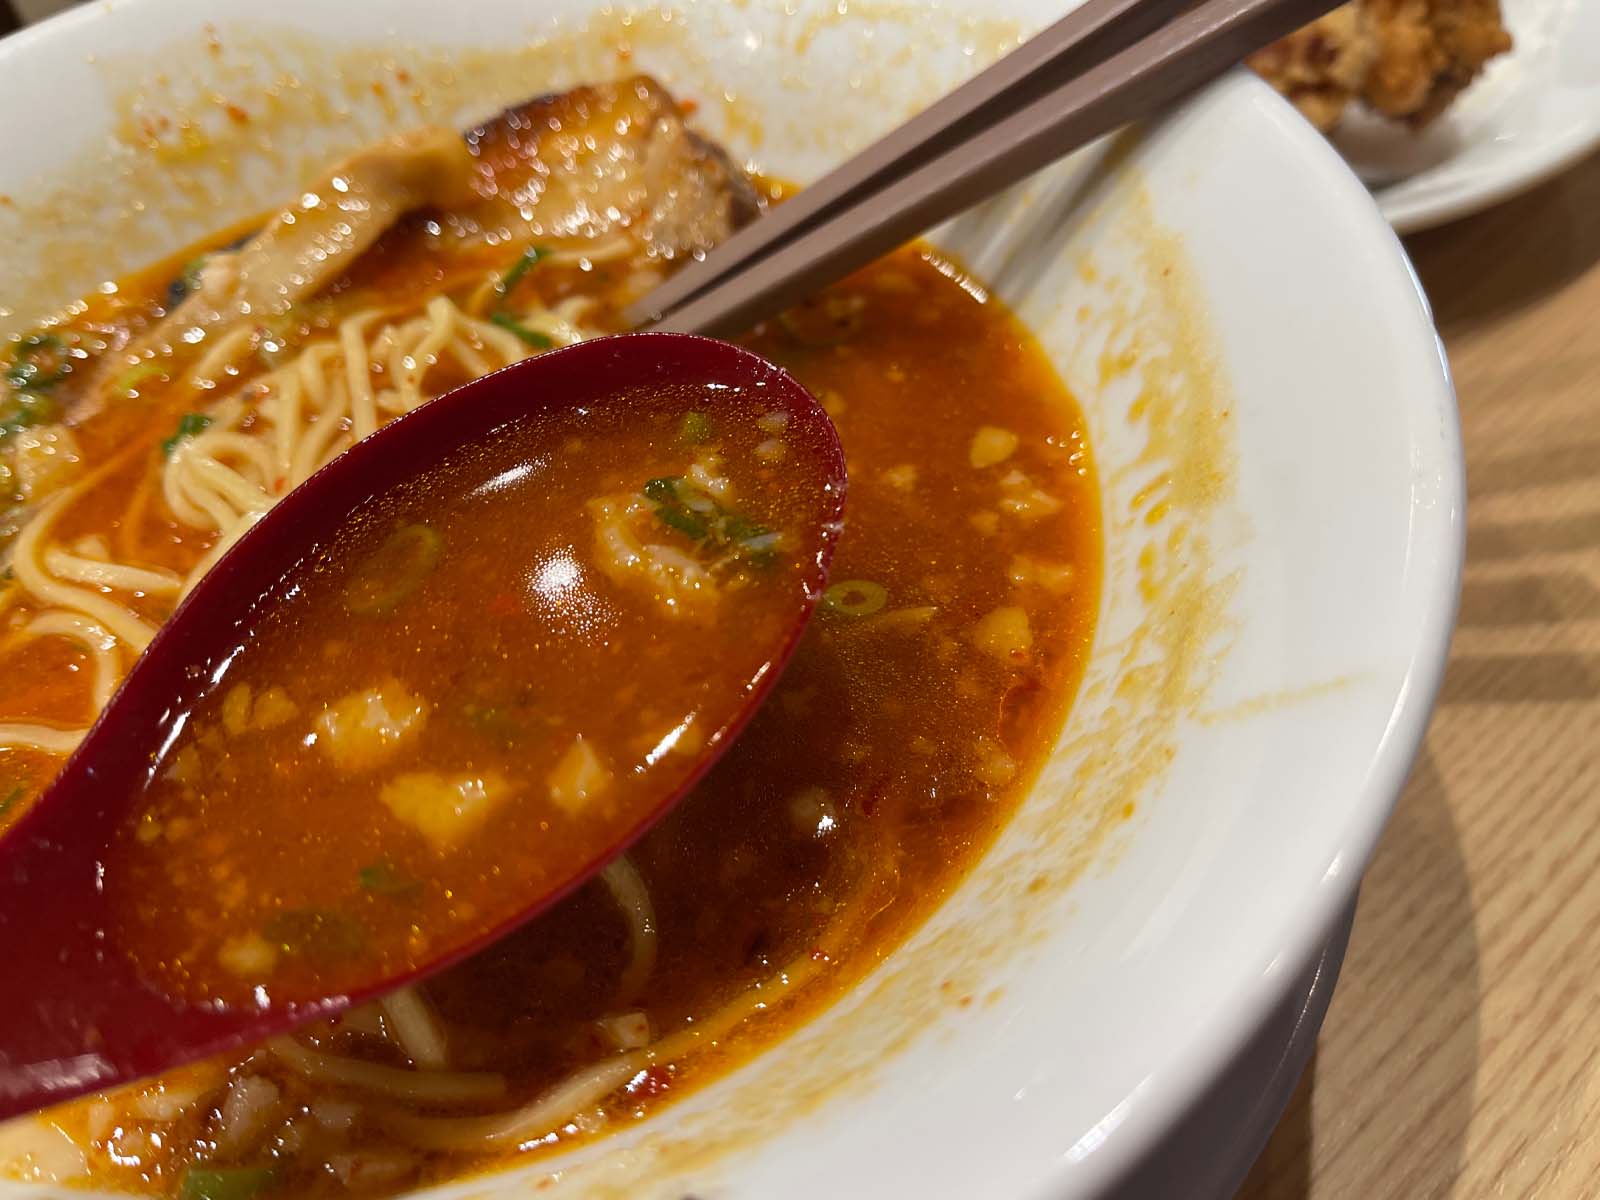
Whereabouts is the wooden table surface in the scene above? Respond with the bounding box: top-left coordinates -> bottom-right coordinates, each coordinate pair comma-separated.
1238,152 -> 1600,1198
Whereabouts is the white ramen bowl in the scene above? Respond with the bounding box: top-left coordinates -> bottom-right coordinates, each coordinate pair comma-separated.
0,1 -> 1462,1197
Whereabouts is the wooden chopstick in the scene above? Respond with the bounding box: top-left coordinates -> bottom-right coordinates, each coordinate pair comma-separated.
628,0 -> 1341,337
625,0 -> 1194,327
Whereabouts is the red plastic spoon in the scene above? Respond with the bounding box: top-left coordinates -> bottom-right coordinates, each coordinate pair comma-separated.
0,333 -> 845,1120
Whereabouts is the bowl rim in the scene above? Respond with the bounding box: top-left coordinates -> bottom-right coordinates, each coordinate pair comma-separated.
1044,73 -> 1464,1197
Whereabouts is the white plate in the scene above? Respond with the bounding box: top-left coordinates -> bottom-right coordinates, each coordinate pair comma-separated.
1337,0 -> 1600,233
0,1 -> 1463,1196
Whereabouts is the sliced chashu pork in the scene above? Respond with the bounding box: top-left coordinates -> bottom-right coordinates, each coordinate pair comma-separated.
142,75 -> 757,355
461,76 -> 761,262
168,125 -> 479,332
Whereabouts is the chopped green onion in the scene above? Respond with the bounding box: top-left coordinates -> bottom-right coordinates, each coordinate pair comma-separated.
1,393 -> 58,439
0,785 -> 23,817
358,860 -> 420,897
822,580 -> 888,617
641,478 -> 678,503
161,413 -> 212,457
641,476 -> 777,566
112,362 -> 166,397
657,505 -> 709,539
5,333 -> 70,391
723,513 -> 765,541
678,488 -> 717,515
679,411 -> 713,444
167,234 -> 250,307
722,513 -> 776,567
736,530 -> 781,558
263,909 -> 365,961
344,523 -> 443,616
462,702 -> 522,746
497,245 -> 549,295
642,476 -> 709,540
179,1166 -> 276,1200
167,255 -> 213,307
489,312 -> 553,349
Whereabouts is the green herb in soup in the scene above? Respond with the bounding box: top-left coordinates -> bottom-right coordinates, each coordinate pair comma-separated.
107,385 -> 828,1005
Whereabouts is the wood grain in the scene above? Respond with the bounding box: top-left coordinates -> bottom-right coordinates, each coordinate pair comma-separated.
1239,151 -> 1600,1198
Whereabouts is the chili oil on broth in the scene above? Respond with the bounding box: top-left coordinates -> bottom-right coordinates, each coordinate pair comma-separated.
107,384 -> 830,1008
1,236 -> 1096,1198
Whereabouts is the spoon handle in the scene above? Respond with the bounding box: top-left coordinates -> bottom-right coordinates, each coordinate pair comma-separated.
0,789 -> 285,1117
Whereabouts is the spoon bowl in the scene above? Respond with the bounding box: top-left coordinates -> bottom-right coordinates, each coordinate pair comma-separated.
0,332 -> 845,1120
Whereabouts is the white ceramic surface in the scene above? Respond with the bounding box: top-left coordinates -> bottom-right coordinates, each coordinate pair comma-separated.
1340,0 -> 1600,233
0,2 -> 1463,1197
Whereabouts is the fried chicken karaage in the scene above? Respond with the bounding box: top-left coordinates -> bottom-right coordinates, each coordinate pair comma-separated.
1250,0 -> 1513,132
